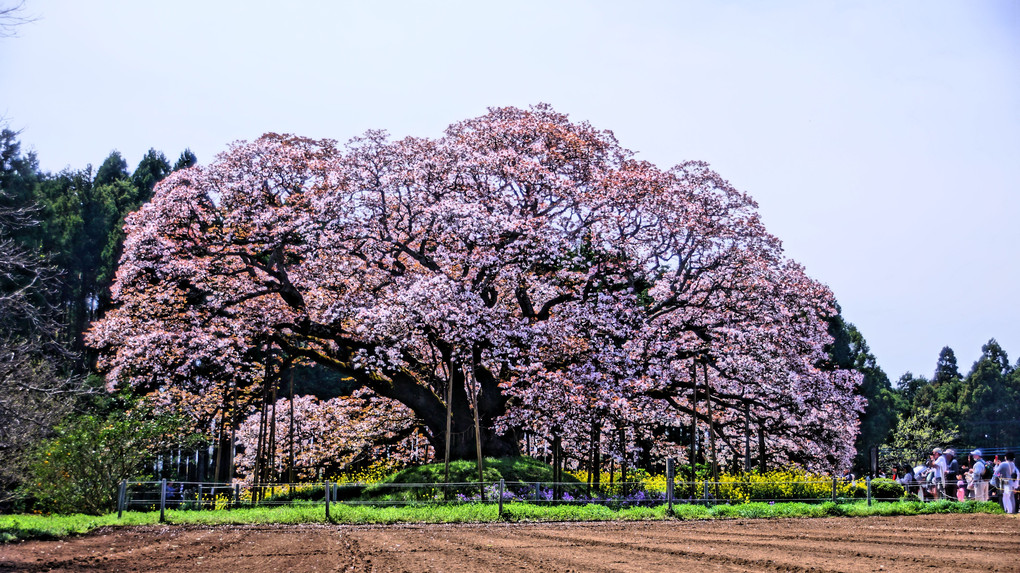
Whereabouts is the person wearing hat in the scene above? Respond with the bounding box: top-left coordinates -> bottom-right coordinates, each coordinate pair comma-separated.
971,450 -> 988,502
944,449 -> 960,500
930,447 -> 948,499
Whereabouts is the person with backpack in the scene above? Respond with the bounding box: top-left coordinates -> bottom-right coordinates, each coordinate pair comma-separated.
970,449 -> 989,502
994,452 -> 1017,514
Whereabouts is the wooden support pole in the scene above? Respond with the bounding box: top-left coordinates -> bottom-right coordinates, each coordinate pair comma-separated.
498,479 -> 505,518
552,434 -> 561,500
159,479 -> 167,523
117,479 -> 127,519
744,400 -> 751,473
324,480 -> 331,521
443,353 -> 453,494
666,458 -> 675,515
268,371 -> 278,485
619,425 -> 627,495
467,361 -> 485,502
703,361 -> 719,500
690,362 -> 699,499
288,362 -> 295,487
758,422 -> 767,473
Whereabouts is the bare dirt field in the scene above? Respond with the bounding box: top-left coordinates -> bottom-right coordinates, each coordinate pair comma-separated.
2,514 -> 1019,572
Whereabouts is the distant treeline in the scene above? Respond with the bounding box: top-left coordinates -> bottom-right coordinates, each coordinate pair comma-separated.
828,314 -> 1020,472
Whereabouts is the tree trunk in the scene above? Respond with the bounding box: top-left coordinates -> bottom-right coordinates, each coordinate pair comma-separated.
374,360 -> 519,460
758,421 -> 767,473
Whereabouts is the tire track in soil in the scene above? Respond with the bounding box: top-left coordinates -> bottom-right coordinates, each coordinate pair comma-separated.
647,516 -> 1020,550
0,524 -> 352,572
4,514 -> 1018,572
498,526 -> 853,573
612,518 -> 1020,570
346,525 -> 741,573
344,515 -> 1020,573
546,515 -> 1019,572
521,521 -> 987,572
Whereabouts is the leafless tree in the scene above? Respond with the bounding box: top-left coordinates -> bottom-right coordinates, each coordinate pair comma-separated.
1,1 -> 36,38
0,195 -> 85,505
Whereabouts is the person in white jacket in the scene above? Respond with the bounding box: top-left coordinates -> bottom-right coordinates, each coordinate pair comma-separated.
994,452 -> 1017,514
971,449 -> 988,502
930,448 -> 948,500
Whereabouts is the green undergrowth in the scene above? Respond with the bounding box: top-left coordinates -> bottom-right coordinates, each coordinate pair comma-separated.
0,499 -> 1003,543
360,456 -> 583,501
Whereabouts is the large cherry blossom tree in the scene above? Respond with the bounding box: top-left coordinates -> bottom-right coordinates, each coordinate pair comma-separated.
88,105 -> 862,468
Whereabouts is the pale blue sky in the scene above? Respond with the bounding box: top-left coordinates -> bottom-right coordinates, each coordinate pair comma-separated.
2,0 -> 1017,381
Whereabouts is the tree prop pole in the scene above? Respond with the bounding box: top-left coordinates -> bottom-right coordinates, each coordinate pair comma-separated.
704,361 -> 719,499
467,358 -> 485,501
159,479 -> 166,523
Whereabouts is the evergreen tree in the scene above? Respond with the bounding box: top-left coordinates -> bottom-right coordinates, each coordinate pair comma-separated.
33,168 -> 119,346
933,346 -> 961,384
173,148 -> 197,171
0,126 -> 38,210
825,311 -> 898,472
846,324 -> 898,472
92,151 -> 130,188
130,148 -> 171,198
895,372 -> 928,414
28,146 -> 179,347
958,339 -> 1019,447
911,346 -> 965,439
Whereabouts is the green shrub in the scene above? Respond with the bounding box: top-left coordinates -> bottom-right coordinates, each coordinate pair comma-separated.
867,478 -> 905,500
23,409 -> 194,515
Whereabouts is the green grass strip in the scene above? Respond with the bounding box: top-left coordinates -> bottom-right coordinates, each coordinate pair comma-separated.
1,500 -> 1004,543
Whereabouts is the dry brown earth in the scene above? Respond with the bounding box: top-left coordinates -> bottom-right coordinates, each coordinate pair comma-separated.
2,513 -> 1018,572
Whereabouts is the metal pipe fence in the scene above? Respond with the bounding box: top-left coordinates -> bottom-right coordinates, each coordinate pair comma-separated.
116,475 -> 899,520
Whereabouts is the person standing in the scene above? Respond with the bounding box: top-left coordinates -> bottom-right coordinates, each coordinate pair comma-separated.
995,452 -> 1017,514
944,449 -> 960,500
971,450 -> 989,502
912,462 -> 928,501
931,448 -> 948,500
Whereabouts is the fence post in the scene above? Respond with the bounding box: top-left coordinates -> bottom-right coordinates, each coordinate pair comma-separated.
325,481 -> 331,521
666,458 -> 675,515
831,476 -> 837,503
498,479 -> 505,518
198,483 -> 203,510
234,483 -> 240,509
117,479 -> 127,519
159,479 -> 167,523
866,476 -> 872,506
